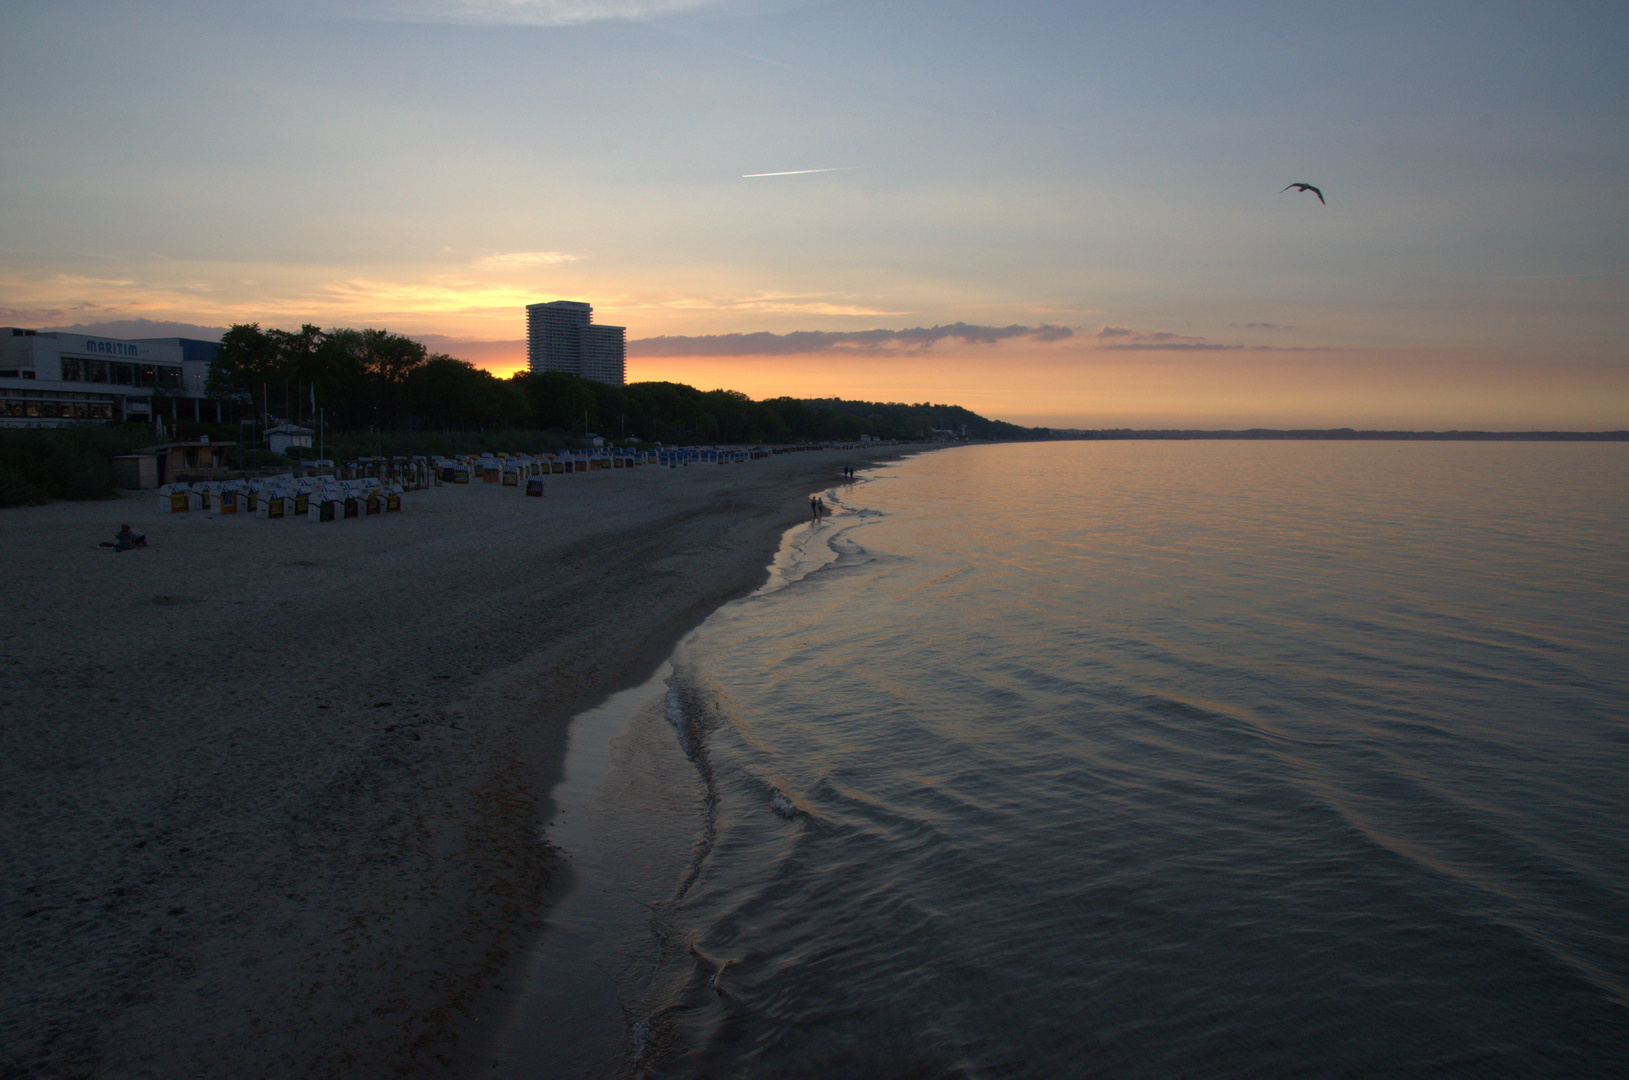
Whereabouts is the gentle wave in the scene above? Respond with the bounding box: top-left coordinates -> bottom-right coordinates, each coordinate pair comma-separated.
596,443 -> 1628,1078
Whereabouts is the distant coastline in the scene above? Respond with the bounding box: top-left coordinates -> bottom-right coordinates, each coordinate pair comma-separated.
1057,429 -> 1629,441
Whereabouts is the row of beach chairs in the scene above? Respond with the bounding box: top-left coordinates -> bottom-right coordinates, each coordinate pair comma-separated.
427,446 -> 776,490
155,476 -> 405,520
337,456 -> 434,488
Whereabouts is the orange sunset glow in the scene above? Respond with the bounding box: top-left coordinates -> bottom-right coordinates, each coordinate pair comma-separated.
1,2 -> 1623,430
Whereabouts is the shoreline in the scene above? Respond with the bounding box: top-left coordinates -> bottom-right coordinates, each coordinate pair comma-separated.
0,445 -> 919,1078
478,462 -> 899,1077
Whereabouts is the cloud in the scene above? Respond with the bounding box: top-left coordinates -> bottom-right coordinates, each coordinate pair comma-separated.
1096,323 -> 1343,352
644,293 -> 909,317
38,319 -> 229,341
2,300 -> 126,325
1,306 -> 71,324
473,251 -> 583,268
1100,341 -> 1244,351
1093,326 -> 1219,349
628,323 -> 1075,357
349,0 -> 728,26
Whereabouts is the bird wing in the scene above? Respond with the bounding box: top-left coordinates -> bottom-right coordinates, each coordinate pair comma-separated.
1281,182 -> 1326,205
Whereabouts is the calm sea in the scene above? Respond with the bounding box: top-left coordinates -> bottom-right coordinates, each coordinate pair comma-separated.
495,441 -> 1629,1080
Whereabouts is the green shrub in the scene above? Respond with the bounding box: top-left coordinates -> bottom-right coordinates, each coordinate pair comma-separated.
0,425 -> 148,507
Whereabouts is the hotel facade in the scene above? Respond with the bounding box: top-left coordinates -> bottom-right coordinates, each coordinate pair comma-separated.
0,328 -> 219,428
525,301 -> 626,386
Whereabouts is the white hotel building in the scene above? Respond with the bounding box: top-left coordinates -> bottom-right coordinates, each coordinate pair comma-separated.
525,301 -> 626,386
0,328 -> 218,427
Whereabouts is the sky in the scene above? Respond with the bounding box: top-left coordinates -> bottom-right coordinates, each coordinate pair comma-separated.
1,0 -> 1625,429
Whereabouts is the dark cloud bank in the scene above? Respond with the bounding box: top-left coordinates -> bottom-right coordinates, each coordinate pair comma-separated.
1092,325 -> 1239,350
37,319 -> 228,340
629,323 -> 1074,358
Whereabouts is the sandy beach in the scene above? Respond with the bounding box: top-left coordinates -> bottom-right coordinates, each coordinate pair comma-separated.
0,447 -> 903,1079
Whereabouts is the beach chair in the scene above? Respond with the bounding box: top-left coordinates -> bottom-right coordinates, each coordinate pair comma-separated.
157,483 -> 189,513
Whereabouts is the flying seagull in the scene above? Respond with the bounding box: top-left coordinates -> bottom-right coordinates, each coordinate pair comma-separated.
1282,182 -> 1325,205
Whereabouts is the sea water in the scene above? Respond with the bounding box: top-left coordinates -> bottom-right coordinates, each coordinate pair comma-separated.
498,440 -> 1629,1079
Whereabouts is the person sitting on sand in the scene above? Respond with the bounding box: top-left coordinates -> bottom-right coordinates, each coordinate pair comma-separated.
113,524 -> 146,552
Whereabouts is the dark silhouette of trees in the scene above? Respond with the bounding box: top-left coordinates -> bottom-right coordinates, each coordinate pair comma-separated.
208,323 -> 439,429
402,357 -> 531,431
207,323 -> 1048,443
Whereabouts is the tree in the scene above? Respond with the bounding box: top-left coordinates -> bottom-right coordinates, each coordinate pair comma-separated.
513,371 -> 601,434
206,324 -> 439,429
205,323 -> 279,402
208,323 -> 1052,442
405,358 -> 531,430
320,328 -> 428,428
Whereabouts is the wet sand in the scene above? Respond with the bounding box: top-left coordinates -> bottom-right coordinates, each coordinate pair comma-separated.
0,447 -> 901,1078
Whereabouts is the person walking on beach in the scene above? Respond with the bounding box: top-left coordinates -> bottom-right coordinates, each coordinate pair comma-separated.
810,496 -> 820,521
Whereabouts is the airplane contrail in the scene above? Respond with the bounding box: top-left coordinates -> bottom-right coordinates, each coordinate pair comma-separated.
742,167 -> 855,178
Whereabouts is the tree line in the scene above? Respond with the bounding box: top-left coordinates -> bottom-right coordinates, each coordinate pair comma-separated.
205,323 -> 1048,445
